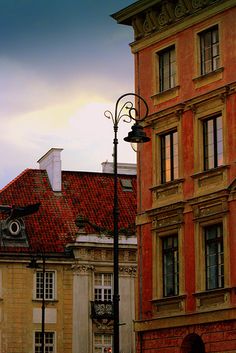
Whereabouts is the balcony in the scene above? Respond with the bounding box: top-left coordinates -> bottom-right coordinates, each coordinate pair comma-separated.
91,301 -> 113,320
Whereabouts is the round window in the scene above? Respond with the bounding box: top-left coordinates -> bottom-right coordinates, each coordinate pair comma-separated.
8,220 -> 21,236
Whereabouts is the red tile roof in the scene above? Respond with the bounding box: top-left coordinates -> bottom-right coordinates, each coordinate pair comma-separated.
0,169 -> 137,254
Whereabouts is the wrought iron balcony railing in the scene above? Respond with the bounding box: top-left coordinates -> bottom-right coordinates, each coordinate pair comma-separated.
91,301 -> 114,320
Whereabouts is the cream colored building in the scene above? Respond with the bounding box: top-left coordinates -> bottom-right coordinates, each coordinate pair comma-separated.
0,148 -> 137,353
71,234 -> 137,353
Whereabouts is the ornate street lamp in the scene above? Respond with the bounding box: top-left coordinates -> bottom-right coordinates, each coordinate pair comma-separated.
105,93 -> 150,353
27,253 -> 46,353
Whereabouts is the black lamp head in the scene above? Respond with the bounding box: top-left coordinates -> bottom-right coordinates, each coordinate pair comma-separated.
27,258 -> 40,269
124,122 -> 150,143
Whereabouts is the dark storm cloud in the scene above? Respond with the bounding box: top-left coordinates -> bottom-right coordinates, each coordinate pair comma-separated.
0,0 -> 134,83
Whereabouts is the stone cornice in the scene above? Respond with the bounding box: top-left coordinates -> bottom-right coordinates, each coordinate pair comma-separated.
146,82 -> 236,126
123,0 -> 235,53
134,306 -> 236,332
112,0 -> 234,51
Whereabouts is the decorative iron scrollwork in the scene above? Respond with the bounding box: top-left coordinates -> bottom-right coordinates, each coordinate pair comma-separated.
91,301 -> 113,320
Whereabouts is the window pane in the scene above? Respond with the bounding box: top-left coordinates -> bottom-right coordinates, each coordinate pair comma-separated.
163,235 -> 179,297
95,273 -> 102,286
94,273 -> 112,301
35,332 -> 55,353
159,46 -> 176,92
94,334 -> 112,353
36,271 -> 55,300
161,130 -> 178,183
173,131 -> 179,179
203,115 -> 223,170
205,224 -> 224,290
200,26 -> 219,75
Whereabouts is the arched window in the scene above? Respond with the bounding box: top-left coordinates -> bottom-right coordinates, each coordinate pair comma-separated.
181,333 -> 205,353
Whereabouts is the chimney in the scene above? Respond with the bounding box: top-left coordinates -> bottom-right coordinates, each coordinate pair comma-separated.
38,148 -> 63,192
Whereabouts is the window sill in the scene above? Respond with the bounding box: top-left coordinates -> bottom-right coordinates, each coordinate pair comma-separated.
191,165 -> 229,190
193,287 -> 231,310
32,299 -> 58,304
151,85 -> 180,105
151,178 -> 184,204
193,67 -> 224,89
152,294 -> 186,317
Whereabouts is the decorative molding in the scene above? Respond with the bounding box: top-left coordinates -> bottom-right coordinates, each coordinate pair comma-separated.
93,319 -> 113,331
152,295 -> 186,316
191,165 -> 229,194
71,263 -> 94,274
194,287 -> 231,309
131,0 -> 223,40
185,84 -> 231,112
134,306 -> 236,332
119,266 -> 137,276
151,86 -> 180,106
151,179 -> 184,201
147,84 -> 234,127
0,217 -> 29,247
148,202 -> 185,230
193,67 -> 224,89
189,191 -> 228,221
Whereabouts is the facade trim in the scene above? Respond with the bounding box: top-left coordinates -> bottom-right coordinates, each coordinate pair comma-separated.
134,305 -> 236,332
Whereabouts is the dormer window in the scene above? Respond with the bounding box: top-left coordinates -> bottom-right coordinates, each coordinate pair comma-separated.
120,179 -> 133,192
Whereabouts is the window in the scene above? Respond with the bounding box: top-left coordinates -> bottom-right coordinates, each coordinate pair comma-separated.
35,332 -> 55,353
158,45 -> 176,92
94,273 -> 112,301
161,130 -> 178,183
36,271 -> 55,300
120,178 -> 133,192
205,223 -> 224,290
203,115 -> 223,170
200,26 -> 219,75
94,333 -> 112,353
162,235 -> 179,297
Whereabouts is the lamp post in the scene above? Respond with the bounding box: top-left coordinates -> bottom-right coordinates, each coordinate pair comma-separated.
27,253 -> 46,353
105,93 -> 150,353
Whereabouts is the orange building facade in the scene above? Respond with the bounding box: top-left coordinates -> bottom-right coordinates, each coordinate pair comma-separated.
113,0 -> 236,352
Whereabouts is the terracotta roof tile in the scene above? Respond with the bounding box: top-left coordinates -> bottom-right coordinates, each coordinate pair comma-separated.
0,169 -> 137,254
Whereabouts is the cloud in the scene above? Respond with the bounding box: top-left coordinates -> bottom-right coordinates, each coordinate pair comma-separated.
0,90 -> 137,188
0,0 -> 136,189
0,57 -> 59,116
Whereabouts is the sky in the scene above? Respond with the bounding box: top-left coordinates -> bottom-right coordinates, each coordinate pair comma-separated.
0,0 -> 137,189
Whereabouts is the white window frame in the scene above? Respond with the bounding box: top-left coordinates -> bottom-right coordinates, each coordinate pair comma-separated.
94,333 -> 112,353
94,273 -> 112,301
34,331 -> 56,353
34,270 -> 56,301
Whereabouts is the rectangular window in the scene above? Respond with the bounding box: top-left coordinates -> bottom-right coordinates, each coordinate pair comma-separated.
94,333 -> 112,353
35,332 -> 55,353
203,115 -> 223,170
162,235 -> 179,297
36,271 -> 55,300
161,130 -> 178,183
158,45 -> 176,92
205,224 -> 224,290
200,26 -> 219,75
94,273 -> 112,301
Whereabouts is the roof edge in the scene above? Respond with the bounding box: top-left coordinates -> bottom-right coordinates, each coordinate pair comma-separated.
111,0 -> 160,25
0,169 -> 30,193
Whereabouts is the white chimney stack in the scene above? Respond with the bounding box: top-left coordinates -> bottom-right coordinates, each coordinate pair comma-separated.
38,148 -> 63,192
